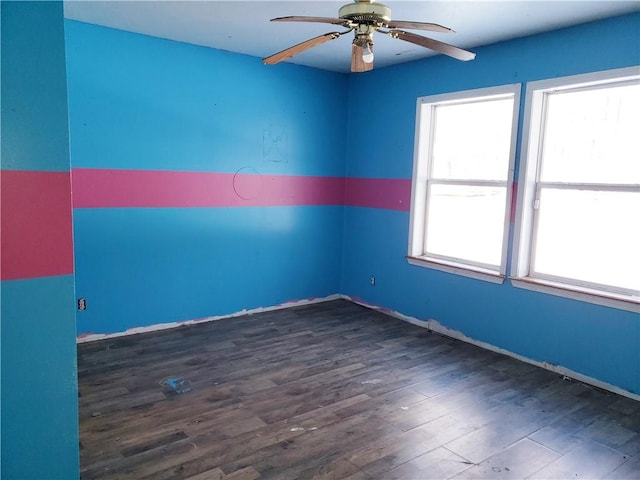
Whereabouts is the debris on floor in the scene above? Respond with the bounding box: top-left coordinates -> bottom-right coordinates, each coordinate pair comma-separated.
361,378 -> 382,384
162,377 -> 192,394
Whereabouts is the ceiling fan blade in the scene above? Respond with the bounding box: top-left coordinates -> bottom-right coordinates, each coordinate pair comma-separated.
263,32 -> 341,65
351,44 -> 373,73
388,30 -> 476,61
272,16 -> 350,26
386,20 -> 453,33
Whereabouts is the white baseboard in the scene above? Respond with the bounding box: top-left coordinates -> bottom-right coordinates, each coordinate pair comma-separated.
345,295 -> 640,402
76,294 -> 343,344
77,293 -> 640,401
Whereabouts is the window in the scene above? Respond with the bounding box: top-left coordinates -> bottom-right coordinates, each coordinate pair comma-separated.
513,67 -> 640,308
408,85 -> 520,282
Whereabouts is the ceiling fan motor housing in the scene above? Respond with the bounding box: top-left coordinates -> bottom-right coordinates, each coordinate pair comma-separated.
339,0 -> 391,25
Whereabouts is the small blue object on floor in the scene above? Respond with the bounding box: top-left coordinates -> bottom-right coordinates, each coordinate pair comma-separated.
163,377 -> 192,394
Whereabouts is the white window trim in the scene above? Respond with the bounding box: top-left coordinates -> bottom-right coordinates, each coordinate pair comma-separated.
406,256 -> 505,284
407,84 -> 521,283
511,277 -> 640,313
511,66 -> 640,311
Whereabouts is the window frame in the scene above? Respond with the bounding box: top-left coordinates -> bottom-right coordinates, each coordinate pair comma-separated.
511,66 -> 640,312
407,84 -> 521,284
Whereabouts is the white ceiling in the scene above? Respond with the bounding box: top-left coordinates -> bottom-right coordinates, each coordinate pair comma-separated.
63,1 -> 640,73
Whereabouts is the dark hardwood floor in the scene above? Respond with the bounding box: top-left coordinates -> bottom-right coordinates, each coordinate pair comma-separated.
77,300 -> 640,479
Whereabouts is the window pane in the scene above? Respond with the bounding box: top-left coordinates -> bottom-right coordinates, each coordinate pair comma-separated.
425,184 -> 506,266
431,98 -> 514,181
540,83 -> 640,184
533,188 -> 640,292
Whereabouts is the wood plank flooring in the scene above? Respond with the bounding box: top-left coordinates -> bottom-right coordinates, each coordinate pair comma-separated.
77,300 -> 640,479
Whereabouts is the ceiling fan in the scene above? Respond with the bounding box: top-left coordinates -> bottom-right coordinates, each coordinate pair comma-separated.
262,0 -> 476,73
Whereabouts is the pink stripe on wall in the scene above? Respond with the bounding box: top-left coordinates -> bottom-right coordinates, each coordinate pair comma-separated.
72,168 -> 345,208
71,168 -> 411,211
1,170 -> 74,280
344,177 -> 411,211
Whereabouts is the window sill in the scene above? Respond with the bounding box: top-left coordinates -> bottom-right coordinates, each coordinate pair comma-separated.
510,277 -> 640,313
406,256 -> 505,284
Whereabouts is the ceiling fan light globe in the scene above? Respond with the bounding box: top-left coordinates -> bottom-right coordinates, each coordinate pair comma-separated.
362,44 -> 374,63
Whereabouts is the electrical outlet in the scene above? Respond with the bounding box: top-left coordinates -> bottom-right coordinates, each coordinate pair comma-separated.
78,298 -> 87,311
370,276 -> 376,286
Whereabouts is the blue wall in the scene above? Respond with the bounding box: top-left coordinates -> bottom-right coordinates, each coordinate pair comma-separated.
341,13 -> 640,395
65,13 -> 639,401
2,7 -> 634,480
1,2 -> 79,478
65,21 -> 348,335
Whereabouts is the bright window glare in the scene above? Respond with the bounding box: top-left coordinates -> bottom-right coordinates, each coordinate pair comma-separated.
534,189 -> 640,292
410,85 -> 518,279
541,83 -> 640,184
521,73 -> 640,300
432,98 -> 513,181
426,185 -> 506,266
421,93 -> 515,269
410,69 -> 639,306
